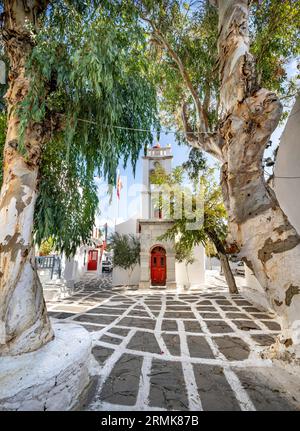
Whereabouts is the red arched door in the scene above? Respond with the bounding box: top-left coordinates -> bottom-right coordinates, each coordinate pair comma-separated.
151,246 -> 166,286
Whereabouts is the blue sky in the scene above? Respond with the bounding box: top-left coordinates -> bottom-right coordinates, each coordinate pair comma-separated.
95,125 -> 279,234
96,59 -> 299,234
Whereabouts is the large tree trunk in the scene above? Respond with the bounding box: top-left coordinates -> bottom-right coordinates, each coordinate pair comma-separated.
208,229 -> 238,294
214,0 -> 300,351
0,1 -> 53,356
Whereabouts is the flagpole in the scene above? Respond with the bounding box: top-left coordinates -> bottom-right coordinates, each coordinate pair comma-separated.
115,169 -> 119,230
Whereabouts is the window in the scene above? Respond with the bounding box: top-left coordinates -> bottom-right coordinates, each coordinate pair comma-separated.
161,257 -> 164,266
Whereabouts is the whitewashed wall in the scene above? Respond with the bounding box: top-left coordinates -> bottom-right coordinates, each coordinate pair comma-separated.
175,245 -> 205,288
205,256 -> 221,270
112,218 -> 140,286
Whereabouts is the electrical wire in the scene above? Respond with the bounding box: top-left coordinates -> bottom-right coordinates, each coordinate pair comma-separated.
77,117 -> 215,135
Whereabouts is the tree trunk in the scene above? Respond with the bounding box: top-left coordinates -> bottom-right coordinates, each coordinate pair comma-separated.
214,0 -> 300,349
208,229 -> 238,294
0,1 -> 53,356
218,252 -> 238,294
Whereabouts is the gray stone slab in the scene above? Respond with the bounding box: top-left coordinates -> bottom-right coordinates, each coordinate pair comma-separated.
151,311 -> 160,317
100,354 -> 143,405
80,323 -> 105,332
243,306 -> 262,312
117,317 -> 156,330
127,331 -> 161,354
205,320 -> 234,333
261,320 -> 281,330
251,334 -> 276,346
198,300 -> 212,305
216,300 -> 232,305
166,301 -> 185,305
187,335 -> 214,358
164,311 -> 195,319
128,310 -> 150,317
219,306 -> 240,311
86,307 -> 124,315
92,346 -> 115,365
162,320 -> 177,331
166,306 -> 191,311
214,336 -> 250,360
162,334 -> 181,356
145,301 -> 162,305
200,313 -> 222,319
100,335 -> 123,345
234,300 -> 253,306
226,313 -> 250,319
196,306 -> 217,311
104,304 -> 128,309
149,359 -> 189,410
184,320 -> 202,333
108,327 -> 130,337
234,320 -> 260,331
54,312 -> 76,319
193,364 -> 241,411
74,314 -> 117,325
251,313 -> 273,319
234,368 -> 296,410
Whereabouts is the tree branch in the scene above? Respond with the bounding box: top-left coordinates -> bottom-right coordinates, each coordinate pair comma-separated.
142,14 -> 209,133
181,102 -> 224,162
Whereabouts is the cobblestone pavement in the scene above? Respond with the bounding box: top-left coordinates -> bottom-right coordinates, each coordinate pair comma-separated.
46,275 -> 300,411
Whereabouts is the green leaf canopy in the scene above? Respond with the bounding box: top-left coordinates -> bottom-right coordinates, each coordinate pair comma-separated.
13,0 -> 159,256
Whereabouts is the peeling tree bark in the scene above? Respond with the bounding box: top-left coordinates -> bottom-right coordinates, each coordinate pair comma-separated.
0,1 -> 53,356
212,0 -> 300,350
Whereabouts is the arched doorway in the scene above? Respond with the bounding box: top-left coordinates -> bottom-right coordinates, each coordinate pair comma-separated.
151,246 -> 166,286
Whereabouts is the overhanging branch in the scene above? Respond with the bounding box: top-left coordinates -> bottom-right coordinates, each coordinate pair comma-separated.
181,102 -> 224,162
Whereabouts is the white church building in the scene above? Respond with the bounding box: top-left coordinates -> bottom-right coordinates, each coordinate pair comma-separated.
112,144 -> 206,289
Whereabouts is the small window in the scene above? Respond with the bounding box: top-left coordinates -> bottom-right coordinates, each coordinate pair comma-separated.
153,257 -> 157,266
160,257 -> 164,266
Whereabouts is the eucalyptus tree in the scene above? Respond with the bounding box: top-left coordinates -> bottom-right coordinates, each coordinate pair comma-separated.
0,1 -> 157,356
135,0 -> 300,351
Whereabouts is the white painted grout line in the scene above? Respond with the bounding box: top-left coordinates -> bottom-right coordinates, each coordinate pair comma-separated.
94,298 -> 144,339
135,356 -> 152,410
141,299 -> 157,320
190,302 -> 262,411
154,295 -> 171,355
104,331 -> 125,340
210,299 -> 262,356
97,401 -> 166,411
177,320 -> 203,411
223,366 -> 256,411
226,297 -> 277,333
49,284 -> 278,412
88,328 -> 138,411
93,342 -> 271,368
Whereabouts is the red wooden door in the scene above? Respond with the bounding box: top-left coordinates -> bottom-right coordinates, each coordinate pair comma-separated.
151,247 -> 166,286
87,250 -> 98,271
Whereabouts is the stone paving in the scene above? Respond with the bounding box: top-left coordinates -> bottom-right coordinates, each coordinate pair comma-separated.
46,275 -> 300,411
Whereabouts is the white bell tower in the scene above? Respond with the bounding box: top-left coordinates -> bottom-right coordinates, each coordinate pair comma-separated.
141,143 -> 173,220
